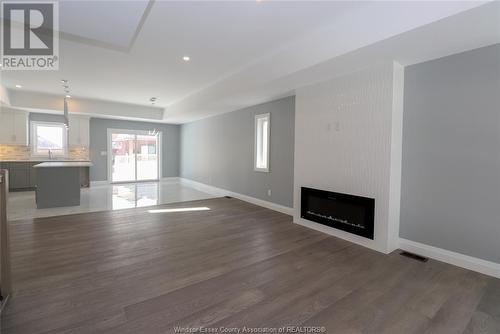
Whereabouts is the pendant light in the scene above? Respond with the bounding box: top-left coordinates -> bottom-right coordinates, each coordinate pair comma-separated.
63,96 -> 69,128
61,79 -> 70,128
148,97 -> 158,136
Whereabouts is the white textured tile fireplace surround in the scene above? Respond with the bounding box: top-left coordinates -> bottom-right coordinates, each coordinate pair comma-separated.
292,60 -> 500,278
294,62 -> 403,255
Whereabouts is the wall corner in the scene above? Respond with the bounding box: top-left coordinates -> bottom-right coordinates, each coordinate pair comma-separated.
387,61 -> 405,252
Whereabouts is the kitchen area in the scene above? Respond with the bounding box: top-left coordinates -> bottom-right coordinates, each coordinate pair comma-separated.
0,160 -> 91,192
0,105 -> 213,222
0,108 -> 93,210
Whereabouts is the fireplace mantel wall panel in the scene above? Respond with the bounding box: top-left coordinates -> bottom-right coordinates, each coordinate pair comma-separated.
293,62 -> 403,253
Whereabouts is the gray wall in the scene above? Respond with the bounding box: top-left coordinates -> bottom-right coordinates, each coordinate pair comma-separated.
180,96 -> 295,208
400,44 -> 500,263
89,118 -> 180,181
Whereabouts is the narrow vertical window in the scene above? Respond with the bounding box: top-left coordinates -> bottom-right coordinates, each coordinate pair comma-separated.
254,113 -> 270,172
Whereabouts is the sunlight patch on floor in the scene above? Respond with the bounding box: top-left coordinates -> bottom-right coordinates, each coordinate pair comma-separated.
147,207 -> 211,213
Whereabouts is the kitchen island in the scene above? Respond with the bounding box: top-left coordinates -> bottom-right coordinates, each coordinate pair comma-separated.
34,161 -> 93,208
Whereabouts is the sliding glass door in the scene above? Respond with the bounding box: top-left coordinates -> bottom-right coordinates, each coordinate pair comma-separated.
110,133 -> 136,182
136,134 -> 159,181
109,130 -> 160,183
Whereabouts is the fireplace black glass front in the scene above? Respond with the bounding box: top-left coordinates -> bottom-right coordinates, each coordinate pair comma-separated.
301,187 -> 375,239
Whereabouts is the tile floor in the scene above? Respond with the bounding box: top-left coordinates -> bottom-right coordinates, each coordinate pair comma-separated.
7,179 -> 217,221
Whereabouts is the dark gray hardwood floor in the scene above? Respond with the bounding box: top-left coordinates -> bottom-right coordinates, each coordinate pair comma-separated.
1,197 -> 499,333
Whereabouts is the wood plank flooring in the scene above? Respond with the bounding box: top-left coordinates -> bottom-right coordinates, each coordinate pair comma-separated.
1,197 -> 499,333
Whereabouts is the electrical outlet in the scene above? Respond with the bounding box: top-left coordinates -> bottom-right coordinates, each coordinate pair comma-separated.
267,189 -> 272,197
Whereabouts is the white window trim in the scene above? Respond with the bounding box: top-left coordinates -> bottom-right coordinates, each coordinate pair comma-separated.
31,121 -> 68,157
254,113 -> 270,172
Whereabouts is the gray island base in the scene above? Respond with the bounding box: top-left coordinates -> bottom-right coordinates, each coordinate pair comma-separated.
34,162 -> 93,209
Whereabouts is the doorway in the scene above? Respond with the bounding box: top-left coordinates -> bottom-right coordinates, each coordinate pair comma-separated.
108,129 -> 161,183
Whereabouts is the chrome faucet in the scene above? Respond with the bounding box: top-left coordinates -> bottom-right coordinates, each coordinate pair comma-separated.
48,149 -> 53,160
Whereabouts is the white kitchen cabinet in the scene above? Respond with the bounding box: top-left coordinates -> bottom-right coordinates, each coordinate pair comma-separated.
0,109 -> 29,145
68,115 -> 90,147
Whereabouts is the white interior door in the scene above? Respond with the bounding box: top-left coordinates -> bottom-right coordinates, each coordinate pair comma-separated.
109,129 -> 160,183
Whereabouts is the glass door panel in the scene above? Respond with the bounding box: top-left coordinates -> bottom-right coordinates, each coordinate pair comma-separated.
111,133 -> 136,182
109,131 -> 160,183
136,134 -> 158,181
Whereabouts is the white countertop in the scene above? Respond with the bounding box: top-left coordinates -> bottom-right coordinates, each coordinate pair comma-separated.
33,162 -> 93,168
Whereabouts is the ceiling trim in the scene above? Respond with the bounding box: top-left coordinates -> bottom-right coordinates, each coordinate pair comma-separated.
125,0 -> 156,52
7,89 -> 165,122
59,0 -> 155,53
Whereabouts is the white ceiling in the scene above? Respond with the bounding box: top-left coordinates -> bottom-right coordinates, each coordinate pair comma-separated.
1,0 -> 498,123
59,0 -> 150,49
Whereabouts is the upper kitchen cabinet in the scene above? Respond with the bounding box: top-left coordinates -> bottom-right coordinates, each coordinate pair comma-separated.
68,115 -> 90,147
0,109 -> 29,145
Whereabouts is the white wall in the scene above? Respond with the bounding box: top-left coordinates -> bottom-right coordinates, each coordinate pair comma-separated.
0,74 -> 10,106
293,62 -> 403,253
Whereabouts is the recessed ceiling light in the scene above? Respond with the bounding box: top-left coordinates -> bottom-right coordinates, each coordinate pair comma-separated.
15,84 -> 22,88
61,79 -> 68,84
182,56 -> 190,62
66,95 -> 71,98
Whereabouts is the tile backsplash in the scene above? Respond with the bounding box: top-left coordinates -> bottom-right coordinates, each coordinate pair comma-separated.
68,146 -> 90,160
0,144 -> 90,161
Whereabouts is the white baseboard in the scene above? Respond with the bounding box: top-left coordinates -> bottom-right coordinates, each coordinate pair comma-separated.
161,177 -> 181,182
179,178 -> 294,216
399,238 -> 500,279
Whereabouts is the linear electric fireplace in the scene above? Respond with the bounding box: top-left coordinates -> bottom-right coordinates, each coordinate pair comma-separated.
301,187 -> 375,239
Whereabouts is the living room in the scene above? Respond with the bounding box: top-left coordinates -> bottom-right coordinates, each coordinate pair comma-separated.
0,1 -> 499,333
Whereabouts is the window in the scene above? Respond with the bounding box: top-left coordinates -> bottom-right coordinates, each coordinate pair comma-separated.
31,121 -> 67,156
254,113 -> 270,172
